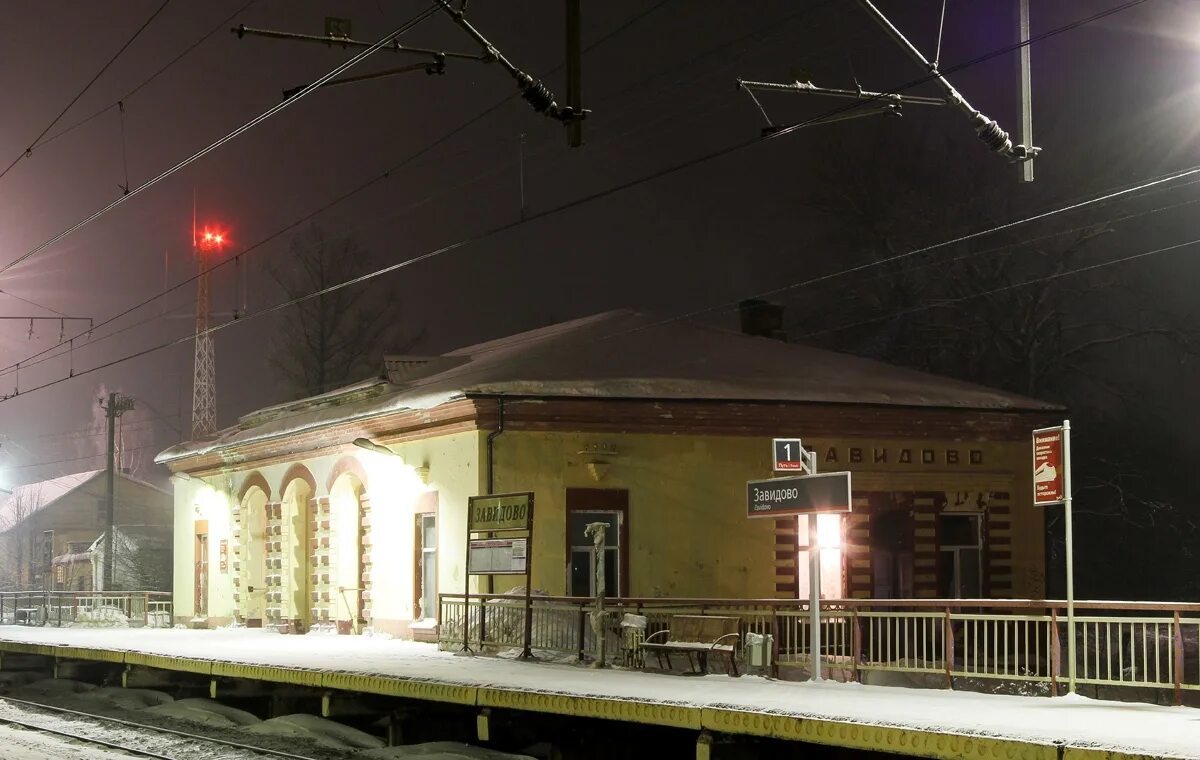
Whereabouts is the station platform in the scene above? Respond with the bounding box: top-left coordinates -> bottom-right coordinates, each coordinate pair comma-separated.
0,625 -> 1193,760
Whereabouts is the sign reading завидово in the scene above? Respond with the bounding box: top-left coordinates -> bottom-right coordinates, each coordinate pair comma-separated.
746,472 -> 852,517
468,492 -> 533,532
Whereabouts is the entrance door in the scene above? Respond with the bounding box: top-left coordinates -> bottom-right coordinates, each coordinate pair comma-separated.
568,510 -> 620,597
871,509 -> 914,598
937,514 -> 982,598
194,522 -> 209,616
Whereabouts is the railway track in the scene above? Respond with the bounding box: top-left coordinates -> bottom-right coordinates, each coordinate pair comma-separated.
0,695 -> 324,760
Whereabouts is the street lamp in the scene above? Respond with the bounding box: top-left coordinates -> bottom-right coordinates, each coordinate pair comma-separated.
353,438 -> 396,457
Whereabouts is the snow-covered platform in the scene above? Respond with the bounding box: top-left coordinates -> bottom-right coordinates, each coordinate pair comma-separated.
0,626 -> 1195,760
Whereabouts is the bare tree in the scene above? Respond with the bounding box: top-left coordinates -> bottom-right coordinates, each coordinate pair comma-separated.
264,224 -> 420,399
797,125 -> 1200,597
0,487 -> 44,590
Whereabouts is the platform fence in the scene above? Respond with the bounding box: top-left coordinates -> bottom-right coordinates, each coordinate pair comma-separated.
438,594 -> 1200,705
0,591 -> 172,628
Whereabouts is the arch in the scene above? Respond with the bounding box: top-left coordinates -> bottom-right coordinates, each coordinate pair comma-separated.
325,456 -> 369,494
277,463 -> 317,499
238,471 -> 272,503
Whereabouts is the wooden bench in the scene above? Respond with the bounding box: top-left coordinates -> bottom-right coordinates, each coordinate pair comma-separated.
639,615 -> 741,676
14,608 -> 41,625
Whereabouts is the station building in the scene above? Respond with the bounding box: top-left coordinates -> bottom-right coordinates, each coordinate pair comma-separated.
156,309 -> 1059,635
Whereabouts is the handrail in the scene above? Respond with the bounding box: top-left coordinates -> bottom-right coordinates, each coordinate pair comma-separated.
440,594 -> 1200,613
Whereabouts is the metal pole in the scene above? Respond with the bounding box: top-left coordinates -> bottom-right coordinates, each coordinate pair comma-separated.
1063,418 -> 1075,693
104,392 -> 117,591
808,514 -> 822,681
564,0 -> 583,147
520,498 -> 535,660
1017,0 -> 1034,182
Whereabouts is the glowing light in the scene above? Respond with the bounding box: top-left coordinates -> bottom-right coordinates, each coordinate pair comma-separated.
817,513 -> 842,549
196,226 -> 229,253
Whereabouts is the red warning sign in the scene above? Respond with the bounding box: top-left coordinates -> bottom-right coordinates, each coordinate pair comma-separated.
1032,426 -> 1067,506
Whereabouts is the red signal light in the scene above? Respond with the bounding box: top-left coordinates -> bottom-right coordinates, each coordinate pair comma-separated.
197,226 -> 228,252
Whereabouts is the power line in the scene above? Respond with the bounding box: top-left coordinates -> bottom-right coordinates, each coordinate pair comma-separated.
0,1 -> 682,380
0,1 -> 173,184
799,236 -> 1200,340
34,1 -> 262,152
0,2 -> 441,276
0,290 -> 71,318
0,0 -> 1149,403
4,442 -> 161,472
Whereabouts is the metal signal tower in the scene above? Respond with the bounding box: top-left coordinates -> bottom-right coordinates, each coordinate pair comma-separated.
192,223 -> 225,439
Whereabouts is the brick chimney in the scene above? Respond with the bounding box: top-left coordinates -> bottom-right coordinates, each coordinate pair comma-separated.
739,299 -> 786,341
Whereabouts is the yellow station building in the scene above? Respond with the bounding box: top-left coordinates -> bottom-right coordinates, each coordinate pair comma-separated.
157,310 -> 1059,635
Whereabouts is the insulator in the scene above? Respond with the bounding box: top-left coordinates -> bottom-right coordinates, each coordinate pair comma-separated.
521,79 -> 558,116
975,117 -> 1012,153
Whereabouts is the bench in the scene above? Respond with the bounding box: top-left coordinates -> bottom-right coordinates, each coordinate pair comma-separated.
639,615 -> 741,676
14,607 -> 41,625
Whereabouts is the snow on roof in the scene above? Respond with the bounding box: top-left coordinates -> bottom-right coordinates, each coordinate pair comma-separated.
157,309 -> 1060,464
0,470 -> 103,532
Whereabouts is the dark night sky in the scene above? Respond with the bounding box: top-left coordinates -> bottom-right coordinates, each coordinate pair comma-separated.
1,1 -> 1199,487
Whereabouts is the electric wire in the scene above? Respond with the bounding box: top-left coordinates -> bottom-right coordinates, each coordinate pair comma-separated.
34,1 -> 262,152
0,0 -> 683,380
0,2 -> 441,276
0,1 -> 173,184
0,290 -> 71,318
799,235 -> 1200,340
0,0 -> 1154,402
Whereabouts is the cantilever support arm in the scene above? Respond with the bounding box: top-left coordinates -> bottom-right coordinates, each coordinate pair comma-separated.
436,0 -> 587,126
855,0 -> 1038,162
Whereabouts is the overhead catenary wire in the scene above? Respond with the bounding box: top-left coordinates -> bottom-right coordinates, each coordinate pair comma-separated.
0,0 -> 172,184
0,2 -> 442,277
0,0 -> 1155,403
0,1 -> 681,380
33,0 -> 262,152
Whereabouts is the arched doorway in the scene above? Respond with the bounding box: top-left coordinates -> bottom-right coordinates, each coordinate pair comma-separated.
237,484 -> 269,626
329,473 -> 365,632
279,471 -> 315,632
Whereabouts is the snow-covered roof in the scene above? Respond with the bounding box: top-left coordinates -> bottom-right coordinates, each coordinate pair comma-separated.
0,470 -> 103,532
0,470 -> 168,533
156,309 -> 1060,464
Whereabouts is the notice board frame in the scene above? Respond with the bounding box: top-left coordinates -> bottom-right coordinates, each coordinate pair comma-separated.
463,491 -> 535,658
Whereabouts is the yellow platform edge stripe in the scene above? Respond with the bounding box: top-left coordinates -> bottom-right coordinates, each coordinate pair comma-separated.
0,641 -> 1167,760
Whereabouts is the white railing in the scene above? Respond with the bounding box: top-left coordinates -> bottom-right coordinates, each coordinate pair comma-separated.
0,591 -> 173,628
438,595 -> 1200,704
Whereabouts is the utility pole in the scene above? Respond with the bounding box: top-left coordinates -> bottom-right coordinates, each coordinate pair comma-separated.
100,392 -> 135,590
192,213 -> 226,439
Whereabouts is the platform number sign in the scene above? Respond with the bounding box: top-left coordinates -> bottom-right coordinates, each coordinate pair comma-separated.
773,438 -> 805,472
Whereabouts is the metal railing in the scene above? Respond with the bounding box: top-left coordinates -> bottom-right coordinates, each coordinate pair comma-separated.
0,591 -> 172,628
438,594 -> 1200,704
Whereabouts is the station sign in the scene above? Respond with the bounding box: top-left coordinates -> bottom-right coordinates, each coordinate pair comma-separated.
772,438 -> 806,472
468,492 -> 533,532
1033,425 -> 1067,506
746,472 -> 852,517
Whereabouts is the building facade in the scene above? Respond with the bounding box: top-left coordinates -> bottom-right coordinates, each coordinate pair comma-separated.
157,310 -> 1058,635
0,470 -> 172,592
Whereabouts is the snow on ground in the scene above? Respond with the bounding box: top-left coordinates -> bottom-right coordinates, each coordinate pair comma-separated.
1,626 -> 1197,759
244,713 -> 386,749
364,742 -> 535,759
0,722 -> 135,760
143,696 -> 261,727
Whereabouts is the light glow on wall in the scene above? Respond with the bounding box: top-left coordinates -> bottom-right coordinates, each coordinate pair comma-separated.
817,513 -> 842,549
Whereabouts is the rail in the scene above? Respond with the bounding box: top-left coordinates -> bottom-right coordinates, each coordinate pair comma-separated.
0,591 -> 172,628
438,594 -> 1200,704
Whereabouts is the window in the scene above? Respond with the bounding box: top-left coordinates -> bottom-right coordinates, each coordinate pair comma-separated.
415,513 -> 437,620
937,514 -> 981,598
568,510 -> 620,598
565,489 -> 629,597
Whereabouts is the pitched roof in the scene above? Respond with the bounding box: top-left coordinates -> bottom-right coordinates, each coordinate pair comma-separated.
0,470 -> 103,532
156,309 -> 1060,464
